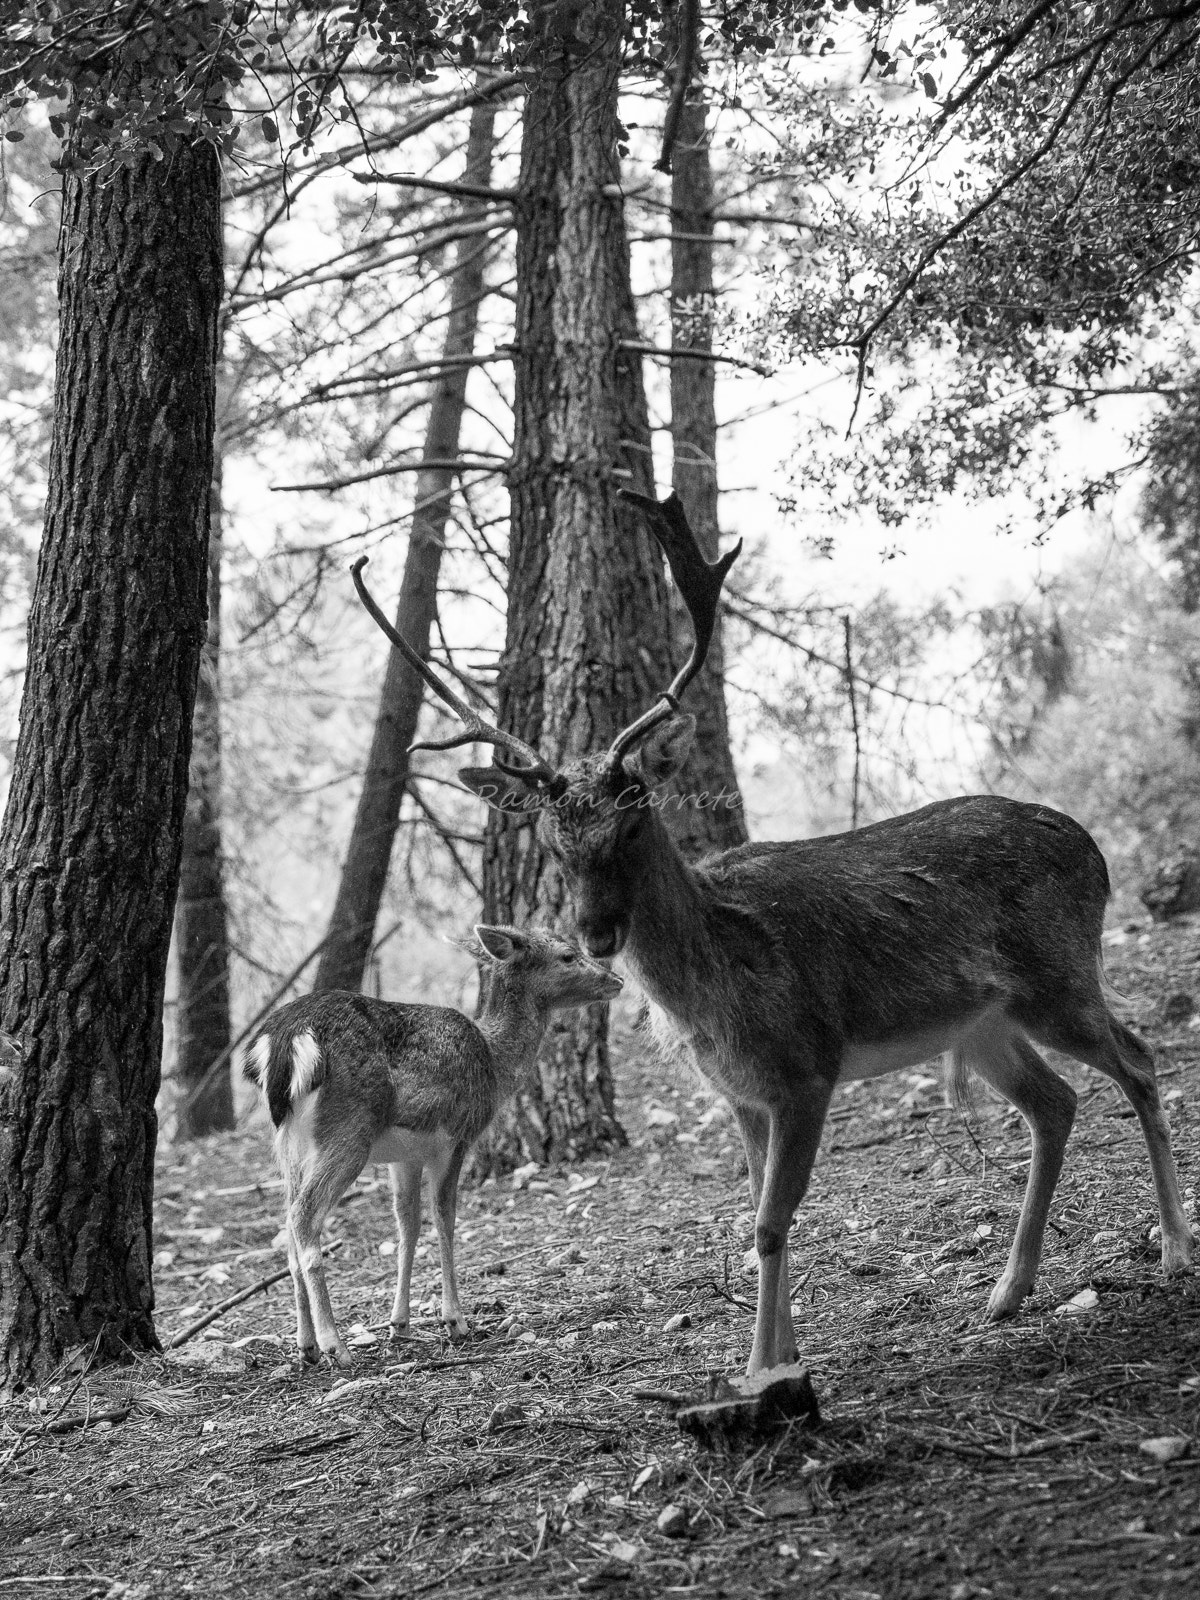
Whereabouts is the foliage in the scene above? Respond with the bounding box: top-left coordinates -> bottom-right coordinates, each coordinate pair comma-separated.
994,531 -> 1200,891
739,2 -> 1200,559
0,1 -> 850,169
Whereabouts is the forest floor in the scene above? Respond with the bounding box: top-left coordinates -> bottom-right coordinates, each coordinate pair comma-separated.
3,915 -> 1200,1599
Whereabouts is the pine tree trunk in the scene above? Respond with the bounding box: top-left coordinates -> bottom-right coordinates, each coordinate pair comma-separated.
665,27 -> 747,858
314,83 -> 501,996
477,1 -> 672,1168
0,142 -> 221,1390
173,442 -> 232,1137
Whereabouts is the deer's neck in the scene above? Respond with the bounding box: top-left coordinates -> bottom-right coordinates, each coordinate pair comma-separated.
625,822 -> 719,1014
477,976 -> 549,1092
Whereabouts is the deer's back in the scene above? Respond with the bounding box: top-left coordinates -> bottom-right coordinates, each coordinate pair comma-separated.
645,796 -> 1111,1090
252,991 -> 499,1146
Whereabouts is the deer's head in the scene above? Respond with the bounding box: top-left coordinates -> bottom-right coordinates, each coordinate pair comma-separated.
352,492 -> 739,959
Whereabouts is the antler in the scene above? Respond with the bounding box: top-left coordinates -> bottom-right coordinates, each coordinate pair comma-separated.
351,557 -> 562,787
608,491 -> 742,765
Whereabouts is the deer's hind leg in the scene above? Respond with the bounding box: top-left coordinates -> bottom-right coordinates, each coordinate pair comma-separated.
959,1020 -> 1077,1320
388,1159 -> 422,1338
287,1128 -> 371,1369
735,1104 -> 798,1365
1040,1008 -> 1193,1275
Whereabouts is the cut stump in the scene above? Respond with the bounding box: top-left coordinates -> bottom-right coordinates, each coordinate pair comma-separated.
676,1363 -> 820,1446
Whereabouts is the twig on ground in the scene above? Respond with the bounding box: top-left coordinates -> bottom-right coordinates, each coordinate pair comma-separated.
164,1240 -> 344,1349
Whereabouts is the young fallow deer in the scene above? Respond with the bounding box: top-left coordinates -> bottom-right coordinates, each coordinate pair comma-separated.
245,926 -> 621,1367
352,497 -> 1194,1376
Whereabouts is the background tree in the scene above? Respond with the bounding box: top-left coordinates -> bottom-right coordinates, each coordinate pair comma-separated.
312,71 -> 504,997
662,2 -> 747,856
476,0 -> 676,1166
173,440 -> 233,1137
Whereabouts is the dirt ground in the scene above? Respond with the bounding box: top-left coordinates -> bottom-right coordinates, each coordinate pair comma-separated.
3,913 -> 1200,1599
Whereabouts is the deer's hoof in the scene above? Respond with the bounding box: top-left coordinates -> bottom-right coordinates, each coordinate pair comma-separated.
985,1278 -> 1027,1321
443,1319 -> 470,1345
323,1343 -> 354,1370
298,1343 -> 320,1366
389,1319 -> 410,1341
1162,1232 -> 1195,1276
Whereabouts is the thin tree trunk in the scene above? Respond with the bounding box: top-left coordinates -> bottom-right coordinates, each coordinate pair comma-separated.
664,15 -> 747,857
313,81 -> 501,996
477,1 -> 672,1169
173,440 -> 233,1137
0,140 -> 221,1390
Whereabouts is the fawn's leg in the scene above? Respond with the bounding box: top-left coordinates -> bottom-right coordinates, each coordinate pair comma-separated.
388,1159 -> 422,1337
735,1103 -> 797,1365
289,1139 -> 369,1369
748,1077 -> 832,1375
428,1143 -> 469,1342
962,1026 -> 1077,1320
286,1214 -> 318,1362
1044,1010 -> 1193,1273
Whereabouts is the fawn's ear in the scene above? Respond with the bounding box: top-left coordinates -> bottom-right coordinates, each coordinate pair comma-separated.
473,924 -> 529,964
625,714 -> 696,789
459,767 -> 543,821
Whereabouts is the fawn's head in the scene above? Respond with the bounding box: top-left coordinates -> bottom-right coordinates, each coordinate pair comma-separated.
352,491 -> 738,961
463,924 -> 623,1008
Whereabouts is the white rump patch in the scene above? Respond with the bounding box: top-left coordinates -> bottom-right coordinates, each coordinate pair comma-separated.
247,1034 -> 271,1089
289,1031 -> 322,1105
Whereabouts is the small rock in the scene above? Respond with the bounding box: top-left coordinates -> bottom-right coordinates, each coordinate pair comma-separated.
548,1245 -> 584,1268
631,1461 -> 658,1494
511,1161 -> 540,1191
662,1313 -> 692,1334
1053,1288 -> 1099,1317
656,1503 -> 689,1538
1162,991 -> 1196,1024
485,1401 -> 525,1433
266,1363 -> 292,1381
1139,1435 -> 1189,1464
759,1487 -> 809,1519
646,1107 -> 679,1128
566,1479 -> 593,1506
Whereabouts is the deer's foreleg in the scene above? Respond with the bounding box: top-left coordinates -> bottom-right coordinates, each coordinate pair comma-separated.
735,1103 -> 797,1365
748,1079 -> 832,1375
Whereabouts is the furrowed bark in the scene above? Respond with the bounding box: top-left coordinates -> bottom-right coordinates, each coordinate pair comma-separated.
173,439 -> 233,1137
476,0 -> 672,1169
664,14 -> 747,857
0,138 -> 221,1390
313,79 -> 501,997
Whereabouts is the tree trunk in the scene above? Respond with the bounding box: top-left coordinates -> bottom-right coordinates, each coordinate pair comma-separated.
665,21 -> 747,858
0,141 -> 221,1390
313,82 -> 501,996
476,1 -> 672,1169
173,441 -> 232,1137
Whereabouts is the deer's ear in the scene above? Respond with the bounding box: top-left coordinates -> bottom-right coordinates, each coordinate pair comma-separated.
458,767 -> 544,818
626,715 -> 696,789
473,924 -> 528,963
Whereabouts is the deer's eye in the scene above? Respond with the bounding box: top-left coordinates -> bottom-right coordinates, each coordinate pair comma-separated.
561,951 -> 578,964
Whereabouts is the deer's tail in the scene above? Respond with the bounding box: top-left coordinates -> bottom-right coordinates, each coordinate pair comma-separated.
244,1025 -> 326,1128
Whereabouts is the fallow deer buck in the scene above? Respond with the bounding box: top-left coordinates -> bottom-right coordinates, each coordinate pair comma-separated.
351,499 -> 1194,1375
245,926 -> 621,1367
